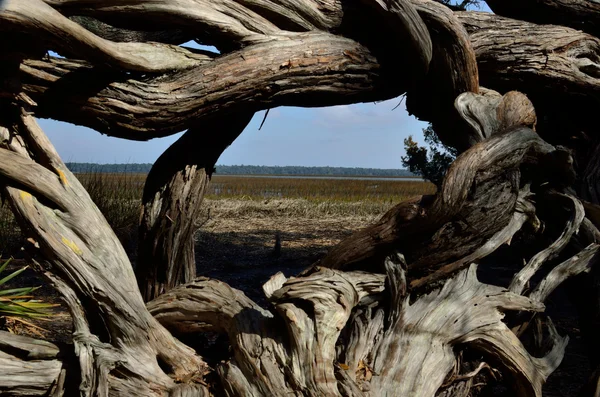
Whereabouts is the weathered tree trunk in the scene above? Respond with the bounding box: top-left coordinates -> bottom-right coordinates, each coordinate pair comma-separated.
316,91 -> 541,276
456,11 -> 600,150
16,34 -> 399,139
137,114 -> 253,301
484,0 -> 600,38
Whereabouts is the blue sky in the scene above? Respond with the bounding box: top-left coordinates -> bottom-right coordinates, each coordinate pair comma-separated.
39,100 -> 427,168
38,2 -> 491,168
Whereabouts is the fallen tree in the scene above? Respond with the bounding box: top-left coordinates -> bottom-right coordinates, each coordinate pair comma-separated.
1,0 -> 600,395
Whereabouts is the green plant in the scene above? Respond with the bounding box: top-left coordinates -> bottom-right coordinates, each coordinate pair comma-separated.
0,259 -> 56,319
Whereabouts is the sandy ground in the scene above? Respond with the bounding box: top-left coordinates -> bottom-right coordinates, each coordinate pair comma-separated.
196,205 -> 377,303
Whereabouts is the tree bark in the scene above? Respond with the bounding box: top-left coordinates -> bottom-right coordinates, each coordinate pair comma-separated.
317,91 -> 552,278
18,32 -> 399,140
405,0 -> 479,152
457,11 -> 600,148
137,113 -> 253,302
458,11 -> 600,99
0,81 -> 592,397
8,0 -> 435,140
68,15 -> 195,44
485,0 -> 600,39
0,330 -> 64,396
0,0 -> 213,73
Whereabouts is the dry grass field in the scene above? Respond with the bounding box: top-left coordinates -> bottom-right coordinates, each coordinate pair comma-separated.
0,172 -> 435,257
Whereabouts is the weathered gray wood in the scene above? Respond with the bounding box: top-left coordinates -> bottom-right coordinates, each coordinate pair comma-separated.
0,353 -> 63,396
1,0 -> 427,141
454,90 -> 537,142
410,185 -> 535,289
406,0 -> 479,152
137,113 -> 253,301
317,125 -> 556,277
48,0 -> 344,33
0,0 -> 213,72
530,243 -> 600,303
42,0 -> 302,46
148,252 -> 579,397
0,330 -> 59,360
458,12 -> 600,100
269,269 -> 385,396
352,0 -> 432,79
457,11 -> 600,144
3,0 -> 600,395
148,277 -> 274,335
0,102 -> 209,395
510,192 -> 585,294
149,269 -> 385,396
369,264 -> 553,397
68,16 -> 194,44
0,330 -> 63,396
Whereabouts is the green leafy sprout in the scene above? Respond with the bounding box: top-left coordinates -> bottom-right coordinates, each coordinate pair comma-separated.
0,258 -> 57,319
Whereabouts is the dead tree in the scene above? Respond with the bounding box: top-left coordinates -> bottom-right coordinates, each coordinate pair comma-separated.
1,0 -> 599,395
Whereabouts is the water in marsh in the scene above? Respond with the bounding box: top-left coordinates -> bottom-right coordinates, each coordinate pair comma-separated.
215,174 -> 423,181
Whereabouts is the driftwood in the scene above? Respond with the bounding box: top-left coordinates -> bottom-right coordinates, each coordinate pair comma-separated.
0,331 -> 63,396
1,0 -> 600,395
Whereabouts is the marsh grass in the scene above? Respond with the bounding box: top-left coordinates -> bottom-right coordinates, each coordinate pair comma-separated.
75,171 -> 144,255
207,175 -> 432,204
77,171 -> 144,230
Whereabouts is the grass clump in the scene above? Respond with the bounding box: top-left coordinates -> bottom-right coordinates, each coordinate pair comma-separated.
76,170 -> 144,254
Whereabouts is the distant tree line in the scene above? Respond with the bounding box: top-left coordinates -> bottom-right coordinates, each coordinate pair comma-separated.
66,163 -> 153,173
66,163 -> 416,177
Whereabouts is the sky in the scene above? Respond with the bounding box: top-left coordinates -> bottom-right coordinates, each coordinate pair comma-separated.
39,101 -> 427,169
37,2 -> 491,169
